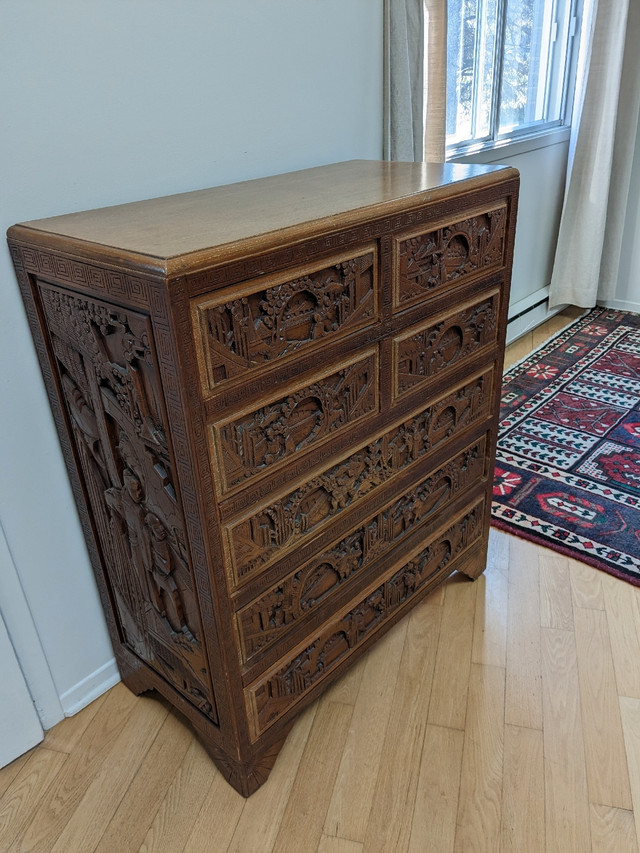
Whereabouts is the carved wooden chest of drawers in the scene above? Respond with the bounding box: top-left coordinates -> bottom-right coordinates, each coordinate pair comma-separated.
8,160 -> 518,795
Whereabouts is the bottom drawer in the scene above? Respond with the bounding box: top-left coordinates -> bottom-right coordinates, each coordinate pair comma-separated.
245,494 -> 487,740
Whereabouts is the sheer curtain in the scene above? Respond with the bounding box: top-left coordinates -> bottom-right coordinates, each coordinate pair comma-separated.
549,0 -> 640,308
383,0 -> 447,163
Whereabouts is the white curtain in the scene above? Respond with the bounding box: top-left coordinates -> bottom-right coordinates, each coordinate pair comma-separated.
549,0 -> 640,308
383,0 -> 447,162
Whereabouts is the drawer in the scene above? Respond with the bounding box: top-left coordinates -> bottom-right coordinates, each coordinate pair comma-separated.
245,495 -> 487,740
235,432 -> 489,665
393,203 -> 507,312
210,349 -> 379,497
392,288 -> 500,402
191,244 -> 378,398
223,365 -> 496,587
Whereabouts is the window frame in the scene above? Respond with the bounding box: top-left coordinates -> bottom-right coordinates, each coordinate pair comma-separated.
445,0 -> 584,160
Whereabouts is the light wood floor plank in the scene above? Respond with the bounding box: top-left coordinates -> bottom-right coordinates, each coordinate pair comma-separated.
48,696 -> 168,853
363,601 -> 442,853
539,552 -> 574,631
93,710 -> 193,853
408,724 -> 464,853
472,556 -> 508,668
541,627 -> 591,853
620,697 -> 640,850
574,606 -> 632,809
271,698 -> 354,853
453,663 -> 505,853
0,753 -> 32,801
428,576 -> 477,729
0,747 -> 67,851
136,739 -> 218,853
323,618 -> 408,843
318,836 -> 364,853
42,691 -> 108,755
590,804 -> 638,853
602,576 -> 640,699
570,559 -> 605,610
505,535 -> 542,729
226,703 -> 317,853
9,682 -> 140,853
501,725 -> 544,853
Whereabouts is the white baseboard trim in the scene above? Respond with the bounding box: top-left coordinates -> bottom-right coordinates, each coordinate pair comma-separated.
598,298 -> 640,314
506,285 -> 565,345
58,658 -> 121,720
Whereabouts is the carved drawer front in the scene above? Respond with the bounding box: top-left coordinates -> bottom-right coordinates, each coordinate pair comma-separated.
191,244 -> 378,397
235,433 -> 488,665
36,282 -> 218,723
393,203 -> 507,312
245,496 -> 486,739
223,365 -> 495,588
210,349 -> 379,497
393,288 -> 501,402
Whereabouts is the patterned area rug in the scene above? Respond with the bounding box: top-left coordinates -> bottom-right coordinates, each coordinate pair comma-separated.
491,306 -> 640,586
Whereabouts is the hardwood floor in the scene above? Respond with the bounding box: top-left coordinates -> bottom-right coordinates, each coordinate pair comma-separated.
4,306 -> 640,853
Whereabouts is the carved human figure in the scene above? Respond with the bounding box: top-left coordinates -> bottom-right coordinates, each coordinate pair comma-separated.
145,511 -> 194,641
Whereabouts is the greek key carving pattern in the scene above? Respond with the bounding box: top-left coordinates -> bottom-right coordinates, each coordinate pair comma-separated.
215,352 -> 378,492
396,206 -> 507,307
228,368 -> 493,583
249,499 -> 485,735
237,436 -> 486,661
395,291 -> 500,397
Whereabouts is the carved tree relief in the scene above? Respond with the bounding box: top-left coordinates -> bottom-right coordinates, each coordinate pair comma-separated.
39,283 -> 217,722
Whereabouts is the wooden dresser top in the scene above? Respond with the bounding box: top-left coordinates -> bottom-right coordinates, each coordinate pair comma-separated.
8,159 -> 518,275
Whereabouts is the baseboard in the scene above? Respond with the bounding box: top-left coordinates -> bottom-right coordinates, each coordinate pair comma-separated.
506,285 -> 567,345
58,658 -> 121,720
598,298 -> 640,314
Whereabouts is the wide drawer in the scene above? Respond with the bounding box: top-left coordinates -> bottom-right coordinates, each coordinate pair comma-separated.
235,432 -> 489,665
191,244 -> 378,398
245,495 -> 487,740
222,364 -> 496,588
210,348 -> 379,497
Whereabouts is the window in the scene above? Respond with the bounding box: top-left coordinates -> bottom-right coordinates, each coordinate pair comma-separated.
446,0 -> 581,154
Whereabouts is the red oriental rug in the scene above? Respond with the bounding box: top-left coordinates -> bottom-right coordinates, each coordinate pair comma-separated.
491,306 -> 640,586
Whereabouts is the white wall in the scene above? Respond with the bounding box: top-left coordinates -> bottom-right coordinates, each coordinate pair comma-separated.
0,0 -> 383,724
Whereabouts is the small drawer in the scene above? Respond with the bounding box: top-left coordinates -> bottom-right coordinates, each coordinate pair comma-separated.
191,244 -> 378,398
245,496 -> 487,740
210,349 -> 379,497
223,365 -> 495,587
235,433 -> 488,664
393,203 -> 507,312
392,289 -> 501,402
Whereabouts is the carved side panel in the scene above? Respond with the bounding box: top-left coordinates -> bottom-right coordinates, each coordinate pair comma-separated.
236,435 -> 487,662
192,247 -> 377,394
213,351 -> 378,494
38,283 -> 218,723
247,498 -> 486,738
394,205 -> 507,309
226,367 -> 494,584
394,290 -> 500,399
